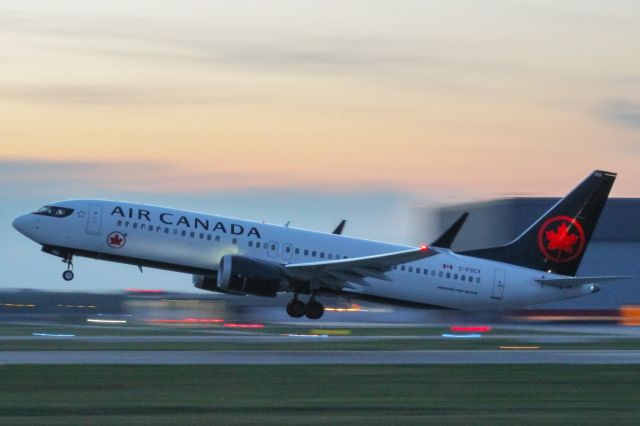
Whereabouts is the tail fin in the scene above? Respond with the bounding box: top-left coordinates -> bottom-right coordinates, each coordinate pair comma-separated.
462,170 -> 616,276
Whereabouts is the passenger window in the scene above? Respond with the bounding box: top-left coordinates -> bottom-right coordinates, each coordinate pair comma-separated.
133,223 -> 138,229
125,221 -> 130,227
285,246 -> 291,253
400,265 -> 406,271
148,225 -> 153,231
190,232 -> 195,238
215,236 -> 220,242
431,270 -> 436,276
173,229 -> 178,235
304,250 -> 309,256
256,242 -> 261,248
408,266 -> 413,272
141,224 -> 146,230
271,244 -> 276,250
438,271 -> 443,277
164,228 -> 169,234
312,251 -> 316,257
207,235 -> 211,241
461,275 -> 466,281
181,230 -> 186,237
320,252 -> 325,258
232,238 -> 237,244
248,241 -> 253,247
416,268 -> 421,274
453,274 -> 458,280
468,276 -> 473,282
295,248 -> 300,254
424,269 -> 428,275
476,277 -> 481,283
117,220 -> 122,226
328,253 -> 333,259
199,233 -> 204,239
446,272 -> 451,279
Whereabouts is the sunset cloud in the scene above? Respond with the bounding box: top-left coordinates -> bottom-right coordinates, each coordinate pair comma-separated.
1,2 -> 639,198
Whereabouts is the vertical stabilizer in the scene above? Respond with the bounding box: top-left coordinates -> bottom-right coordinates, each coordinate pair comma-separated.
462,171 -> 616,276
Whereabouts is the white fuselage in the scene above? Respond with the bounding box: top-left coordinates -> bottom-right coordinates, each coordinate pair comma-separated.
13,199 -> 596,309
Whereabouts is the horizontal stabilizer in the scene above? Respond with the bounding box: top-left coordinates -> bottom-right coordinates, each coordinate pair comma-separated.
535,276 -> 632,288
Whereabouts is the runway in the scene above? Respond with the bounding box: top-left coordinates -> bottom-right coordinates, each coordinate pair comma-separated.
2,349 -> 640,364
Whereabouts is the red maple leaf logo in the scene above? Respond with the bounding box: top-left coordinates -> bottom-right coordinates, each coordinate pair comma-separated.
545,222 -> 579,254
109,234 -> 123,247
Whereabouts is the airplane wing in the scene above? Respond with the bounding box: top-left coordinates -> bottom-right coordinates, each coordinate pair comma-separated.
535,276 -> 633,288
284,246 -> 440,290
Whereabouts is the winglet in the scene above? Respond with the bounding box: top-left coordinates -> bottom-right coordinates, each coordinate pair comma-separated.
432,212 -> 469,249
332,219 -> 347,235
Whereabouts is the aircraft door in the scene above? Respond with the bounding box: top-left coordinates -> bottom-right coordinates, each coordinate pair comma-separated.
282,244 -> 293,261
86,204 -> 103,235
267,241 -> 279,258
491,270 -> 505,300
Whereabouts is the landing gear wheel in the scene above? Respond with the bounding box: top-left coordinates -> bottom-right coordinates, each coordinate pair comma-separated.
286,299 -> 305,318
62,254 -> 74,281
305,300 -> 324,320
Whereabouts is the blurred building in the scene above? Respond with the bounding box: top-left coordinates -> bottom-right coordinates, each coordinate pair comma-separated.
435,198 -> 640,309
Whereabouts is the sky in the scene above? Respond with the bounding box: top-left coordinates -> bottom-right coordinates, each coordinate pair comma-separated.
1,1 -> 639,291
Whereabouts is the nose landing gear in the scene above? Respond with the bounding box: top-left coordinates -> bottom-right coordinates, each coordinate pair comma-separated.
286,294 -> 324,320
62,254 -> 74,281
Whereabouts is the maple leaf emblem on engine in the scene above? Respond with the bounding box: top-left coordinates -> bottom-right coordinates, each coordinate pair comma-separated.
107,231 -> 126,249
545,223 -> 579,253
537,216 -> 586,263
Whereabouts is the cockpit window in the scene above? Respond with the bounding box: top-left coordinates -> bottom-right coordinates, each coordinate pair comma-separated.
34,205 -> 74,218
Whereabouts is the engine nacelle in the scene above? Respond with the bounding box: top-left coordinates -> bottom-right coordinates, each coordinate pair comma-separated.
217,255 -> 285,297
193,274 -> 220,292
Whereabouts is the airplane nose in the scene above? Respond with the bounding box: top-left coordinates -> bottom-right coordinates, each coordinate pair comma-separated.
12,215 -> 29,235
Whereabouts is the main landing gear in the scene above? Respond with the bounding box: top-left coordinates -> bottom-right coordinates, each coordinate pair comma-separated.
286,295 -> 324,320
62,254 -> 74,281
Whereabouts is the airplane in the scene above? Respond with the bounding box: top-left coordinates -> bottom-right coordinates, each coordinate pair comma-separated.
12,170 -> 623,319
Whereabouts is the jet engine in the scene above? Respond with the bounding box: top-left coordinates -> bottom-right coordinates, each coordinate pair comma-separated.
216,255 -> 285,297
193,274 -> 222,292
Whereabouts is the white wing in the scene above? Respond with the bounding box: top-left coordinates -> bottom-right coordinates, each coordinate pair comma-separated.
284,246 -> 440,290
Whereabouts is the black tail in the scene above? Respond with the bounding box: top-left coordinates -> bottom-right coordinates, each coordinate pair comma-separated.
461,170 -> 616,276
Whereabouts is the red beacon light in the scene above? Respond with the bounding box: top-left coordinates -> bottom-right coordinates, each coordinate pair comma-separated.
420,244 -> 428,251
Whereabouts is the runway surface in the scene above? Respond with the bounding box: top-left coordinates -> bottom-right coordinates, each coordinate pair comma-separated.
2,349 -> 640,364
